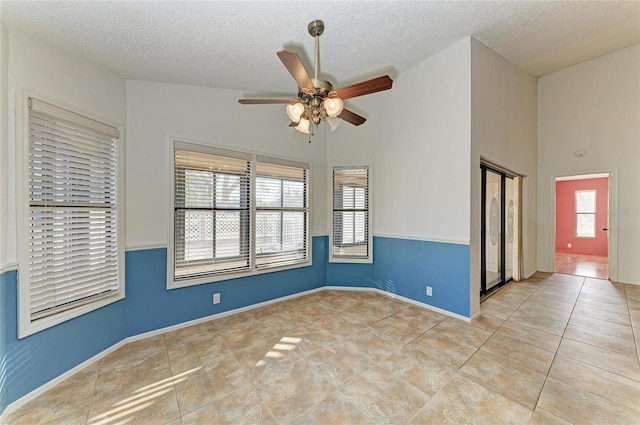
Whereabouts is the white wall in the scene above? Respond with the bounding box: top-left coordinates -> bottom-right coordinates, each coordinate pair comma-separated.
470,39 -> 538,314
0,23 -> 9,272
538,44 -> 640,284
1,28 -> 126,270
327,37 -> 472,244
126,80 -> 327,249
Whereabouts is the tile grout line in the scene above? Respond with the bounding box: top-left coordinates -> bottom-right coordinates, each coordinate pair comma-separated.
623,284 -> 640,375
476,275 -> 561,417
414,275 -> 551,420
530,275 -> 585,414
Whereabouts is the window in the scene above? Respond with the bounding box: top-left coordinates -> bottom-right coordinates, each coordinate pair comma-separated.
331,166 -> 371,262
256,158 -> 309,268
174,147 -> 251,279
171,142 -> 310,287
575,190 -> 596,238
19,96 -> 124,337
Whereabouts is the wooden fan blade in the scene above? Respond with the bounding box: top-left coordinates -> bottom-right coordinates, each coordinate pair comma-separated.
289,121 -> 297,127
277,50 -> 315,91
238,99 -> 292,104
331,75 -> 393,100
339,108 -> 367,126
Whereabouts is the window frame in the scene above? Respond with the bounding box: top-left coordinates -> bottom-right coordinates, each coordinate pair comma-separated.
16,89 -> 125,338
173,146 -> 252,280
575,189 -> 597,239
255,156 -> 310,269
329,165 -> 373,264
168,139 -> 311,289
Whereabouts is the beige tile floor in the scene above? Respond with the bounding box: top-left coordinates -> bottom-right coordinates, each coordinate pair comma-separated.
6,273 -> 640,425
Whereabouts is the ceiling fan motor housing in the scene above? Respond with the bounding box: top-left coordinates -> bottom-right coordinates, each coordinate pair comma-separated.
297,78 -> 335,121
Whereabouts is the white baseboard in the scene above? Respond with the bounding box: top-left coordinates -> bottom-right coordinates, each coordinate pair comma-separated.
325,286 -> 472,322
525,269 -> 539,279
1,338 -> 129,420
3,284 -> 470,417
1,286 -> 326,418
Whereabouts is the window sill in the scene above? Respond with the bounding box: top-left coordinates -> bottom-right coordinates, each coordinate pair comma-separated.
19,290 -> 125,339
167,259 -> 313,289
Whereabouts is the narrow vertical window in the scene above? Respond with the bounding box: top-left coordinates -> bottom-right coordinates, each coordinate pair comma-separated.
575,190 -> 596,238
20,97 -> 123,336
331,166 -> 371,261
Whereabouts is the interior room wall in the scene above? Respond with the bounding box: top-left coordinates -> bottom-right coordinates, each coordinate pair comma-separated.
0,23 -> 9,272
555,177 -> 608,256
0,21 -> 9,418
1,28 -> 128,413
326,37 -> 472,317
126,80 -> 328,248
124,80 -> 328,335
538,44 -> 640,284
470,38 -> 538,314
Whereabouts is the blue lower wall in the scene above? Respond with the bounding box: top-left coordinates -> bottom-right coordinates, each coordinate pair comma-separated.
373,237 -> 470,317
1,270 -> 11,416
327,236 -> 470,317
0,269 -> 126,413
0,234 -> 469,415
126,236 -> 328,336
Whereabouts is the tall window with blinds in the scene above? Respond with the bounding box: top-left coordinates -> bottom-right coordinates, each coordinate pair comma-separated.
22,97 -> 123,334
174,146 -> 251,280
331,166 -> 371,261
170,142 -> 310,287
256,158 -> 309,268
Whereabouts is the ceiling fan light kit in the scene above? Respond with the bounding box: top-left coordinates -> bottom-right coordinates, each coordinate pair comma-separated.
239,19 -> 393,137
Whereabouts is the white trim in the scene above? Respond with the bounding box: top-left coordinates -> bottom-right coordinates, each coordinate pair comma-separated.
167,137 -> 313,290
549,169 -> 618,282
324,286 -> 472,322
128,286 -> 327,339
1,337 -> 129,419
2,284 -> 473,417
125,243 -> 168,252
0,263 -> 18,275
1,286 -> 326,418
525,269 -> 538,279
125,236 -> 330,253
16,88 -> 126,339
168,261 -> 313,289
374,233 -> 470,245
329,164 -> 374,265
556,173 -> 609,181
469,310 -> 481,321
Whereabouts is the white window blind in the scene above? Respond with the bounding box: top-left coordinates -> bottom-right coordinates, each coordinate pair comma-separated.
575,190 -> 596,238
332,167 -> 370,259
28,98 -> 121,319
174,147 -> 251,280
256,157 -> 309,269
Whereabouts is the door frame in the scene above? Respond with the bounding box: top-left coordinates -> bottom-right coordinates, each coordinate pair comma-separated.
480,163 -> 518,297
550,169 -> 618,281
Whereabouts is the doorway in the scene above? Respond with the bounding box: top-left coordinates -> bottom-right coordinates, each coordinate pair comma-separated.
554,174 -> 609,279
481,163 -> 520,298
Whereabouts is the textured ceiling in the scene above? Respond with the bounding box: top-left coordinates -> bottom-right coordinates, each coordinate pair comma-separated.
1,1 -> 639,94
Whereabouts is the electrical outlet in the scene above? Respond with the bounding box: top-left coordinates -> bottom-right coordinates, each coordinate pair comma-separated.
426,286 -> 433,297
567,243 -> 572,248
213,293 -> 220,304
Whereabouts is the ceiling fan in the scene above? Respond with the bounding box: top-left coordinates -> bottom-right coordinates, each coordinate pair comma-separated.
238,20 -> 393,135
